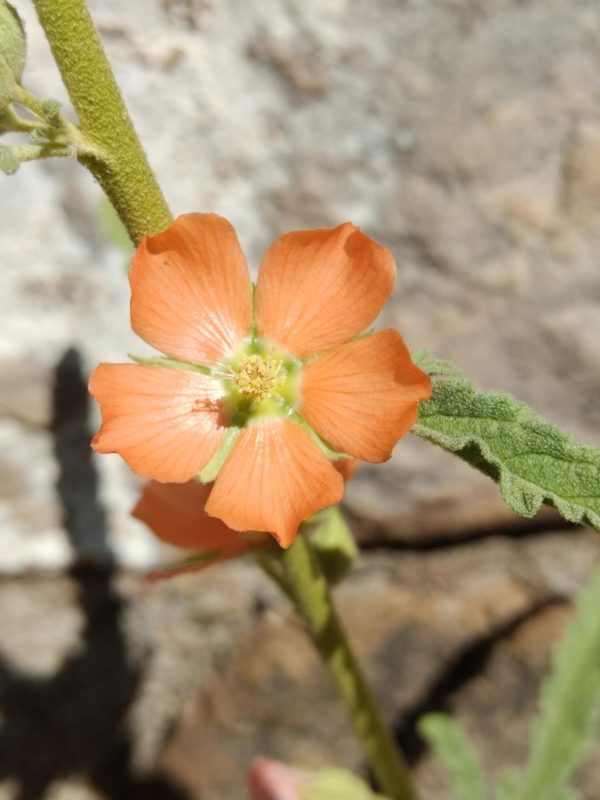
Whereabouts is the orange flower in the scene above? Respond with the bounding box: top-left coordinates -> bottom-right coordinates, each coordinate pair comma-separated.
133,459 -> 358,578
90,214 -> 431,548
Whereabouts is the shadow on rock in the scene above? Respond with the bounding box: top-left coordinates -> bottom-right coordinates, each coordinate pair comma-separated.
0,348 -> 190,800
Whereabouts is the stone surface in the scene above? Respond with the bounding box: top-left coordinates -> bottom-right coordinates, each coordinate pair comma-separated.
2,528 -> 598,799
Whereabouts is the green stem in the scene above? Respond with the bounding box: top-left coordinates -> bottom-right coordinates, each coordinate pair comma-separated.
274,531 -> 417,800
32,0 -> 172,243
12,142 -> 72,161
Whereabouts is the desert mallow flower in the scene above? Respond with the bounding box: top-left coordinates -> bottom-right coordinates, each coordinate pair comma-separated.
90,214 -> 431,547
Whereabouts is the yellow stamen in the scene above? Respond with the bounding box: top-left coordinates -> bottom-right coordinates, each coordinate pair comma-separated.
235,353 -> 284,401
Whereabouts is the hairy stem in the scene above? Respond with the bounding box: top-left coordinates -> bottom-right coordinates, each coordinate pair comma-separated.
32,0 -> 172,243
273,531 -> 417,800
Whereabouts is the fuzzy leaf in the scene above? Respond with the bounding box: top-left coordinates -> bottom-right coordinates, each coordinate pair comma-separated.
0,0 -> 26,81
412,367 -> 600,533
412,349 -> 463,378
418,713 -> 486,800
513,566 -> 600,800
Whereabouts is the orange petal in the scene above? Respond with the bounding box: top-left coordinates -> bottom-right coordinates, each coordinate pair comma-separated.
300,330 -> 432,462
89,364 -> 225,482
133,480 -> 246,552
255,223 -> 396,356
334,458 -> 359,482
205,419 -> 344,548
130,213 -> 251,366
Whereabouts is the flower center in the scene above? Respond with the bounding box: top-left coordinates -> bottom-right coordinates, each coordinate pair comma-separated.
234,353 -> 284,402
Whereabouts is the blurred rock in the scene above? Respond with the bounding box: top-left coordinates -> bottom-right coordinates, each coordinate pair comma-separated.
0,527 -> 598,798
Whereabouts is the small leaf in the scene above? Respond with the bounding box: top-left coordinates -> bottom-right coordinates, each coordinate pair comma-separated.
300,768 -> 390,800
418,713 -> 486,800
513,566 -> 600,800
0,1 -> 26,82
412,365 -> 600,533
311,505 -> 358,585
0,142 -> 18,174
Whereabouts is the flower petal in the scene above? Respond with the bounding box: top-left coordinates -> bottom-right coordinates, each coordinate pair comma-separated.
133,480 -> 246,552
205,419 -> 344,548
334,458 -> 359,482
255,223 -> 395,356
89,364 -> 225,482
300,329 -> 432,462
130,213 -> 251,366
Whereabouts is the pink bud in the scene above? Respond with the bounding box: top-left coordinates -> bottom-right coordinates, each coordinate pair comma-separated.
248,758 -> 310,800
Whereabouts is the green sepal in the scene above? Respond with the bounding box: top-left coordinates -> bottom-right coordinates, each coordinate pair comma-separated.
311,505 -> 358,585
413,360 -> 600,533
149,549 -> 220,580
0,1 -> 26,82
198,426 -> 241,483
129,353 -> 212,375
300,767 -> 390,800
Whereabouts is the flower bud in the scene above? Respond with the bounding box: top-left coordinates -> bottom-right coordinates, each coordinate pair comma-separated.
0,1 -> 26,83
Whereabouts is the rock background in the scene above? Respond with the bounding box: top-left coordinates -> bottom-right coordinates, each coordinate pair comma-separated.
1,0 -> 600,798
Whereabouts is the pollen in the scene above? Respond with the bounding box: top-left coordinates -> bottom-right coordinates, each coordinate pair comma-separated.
235,353 -> 284,401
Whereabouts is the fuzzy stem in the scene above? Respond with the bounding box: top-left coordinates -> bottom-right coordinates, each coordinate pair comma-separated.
275,531 -> 417,800
32,0 -> 172,243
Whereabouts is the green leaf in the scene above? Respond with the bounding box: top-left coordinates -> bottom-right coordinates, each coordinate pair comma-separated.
0,142 -> 18,173
412,366 -> 600,533
311,505 -> 358,585
300,768 -> 390,800
412,349 -> 463,379
418,713 -> 486,800
0,55 -> 16,110
512,566 -> 600,800
494,768 -> 521,800
0,1 -> 26,82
